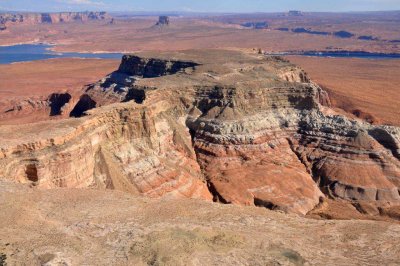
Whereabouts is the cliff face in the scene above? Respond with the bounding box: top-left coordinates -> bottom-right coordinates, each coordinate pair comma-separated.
0,11 -> 110,27
1,49 -> 399,217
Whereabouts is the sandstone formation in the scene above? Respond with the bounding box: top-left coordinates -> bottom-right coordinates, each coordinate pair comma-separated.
0,11 -> 110,27
0,92 -> 78,124
155,16 -> 170,26
1,49 -> 399,218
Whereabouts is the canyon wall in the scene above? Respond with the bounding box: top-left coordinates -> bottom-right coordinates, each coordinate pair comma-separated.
1,50 -> 399,217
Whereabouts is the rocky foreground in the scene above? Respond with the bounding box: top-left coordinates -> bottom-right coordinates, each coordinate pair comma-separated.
1,180 -> 400,265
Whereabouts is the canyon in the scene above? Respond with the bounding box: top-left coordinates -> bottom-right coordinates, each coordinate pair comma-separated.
1,49 -> 399,220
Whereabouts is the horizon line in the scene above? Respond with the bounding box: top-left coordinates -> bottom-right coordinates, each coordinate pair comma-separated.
1,9 -> 400,14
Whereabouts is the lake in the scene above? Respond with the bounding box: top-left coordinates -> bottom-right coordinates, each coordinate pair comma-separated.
276,51 -> 400,59
0,44 -> 123,64
1,44 -> 400,64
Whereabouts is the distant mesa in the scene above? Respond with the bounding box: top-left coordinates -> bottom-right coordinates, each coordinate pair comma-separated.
288,10 -> 303,16
0,11 -> 111,28
241,21 -> 268,29
0,23 -> 6,31
156,16 -> 170,26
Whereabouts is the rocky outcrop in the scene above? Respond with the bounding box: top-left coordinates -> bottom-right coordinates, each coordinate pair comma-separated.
156,16 -> 170,26
1,92 -> 76,122
0,12 -> 111,27
76,55 -> 198,111
0,49 -> 399,217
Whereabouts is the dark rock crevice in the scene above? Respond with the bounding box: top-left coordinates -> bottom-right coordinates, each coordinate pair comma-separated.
186,111 -> 230,204
287,137 -> 329,199
25,163 -> 38,183
49,93 -> 72,116
70,94 -> 96,117
124,89 -> 146,104
207,181 -> 230,204
253,198 -> 280,210
369,128 -> 400,159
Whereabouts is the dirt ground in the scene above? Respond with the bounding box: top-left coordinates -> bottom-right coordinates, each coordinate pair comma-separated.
288,56 -> 400,126
1,181 -> 399,265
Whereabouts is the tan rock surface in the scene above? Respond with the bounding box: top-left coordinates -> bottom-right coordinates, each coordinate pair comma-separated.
1,180 -> 400,265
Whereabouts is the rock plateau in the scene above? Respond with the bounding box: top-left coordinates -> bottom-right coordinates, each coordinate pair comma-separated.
1,49 -> 400,219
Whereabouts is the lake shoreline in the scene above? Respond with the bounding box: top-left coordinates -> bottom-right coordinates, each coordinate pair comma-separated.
0,43 -> 124,64
267,50 -> 400,59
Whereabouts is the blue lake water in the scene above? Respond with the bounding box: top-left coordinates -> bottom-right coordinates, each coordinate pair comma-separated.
1,44 -> 399,64
278,51 -> 400,59
0,44 -> 123,64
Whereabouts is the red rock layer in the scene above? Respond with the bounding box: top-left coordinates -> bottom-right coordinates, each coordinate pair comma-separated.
0,50 -> 399,216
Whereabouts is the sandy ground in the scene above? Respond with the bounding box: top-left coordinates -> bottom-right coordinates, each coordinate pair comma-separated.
288,56 -> 400,126
0,58 -> 119,124
0,58 -> 119,100
0,16 -> 398,54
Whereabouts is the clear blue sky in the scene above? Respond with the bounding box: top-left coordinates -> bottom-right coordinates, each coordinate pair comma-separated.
0,0 -> 399,12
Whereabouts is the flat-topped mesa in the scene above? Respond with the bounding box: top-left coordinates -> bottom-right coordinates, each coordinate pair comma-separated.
1,49 -> 400,219
0,11 -> 111,27
118,55 -> 198,77
68,55 -> 199,116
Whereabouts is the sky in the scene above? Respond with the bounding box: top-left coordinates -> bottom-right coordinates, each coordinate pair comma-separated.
0,0 -> 399,13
